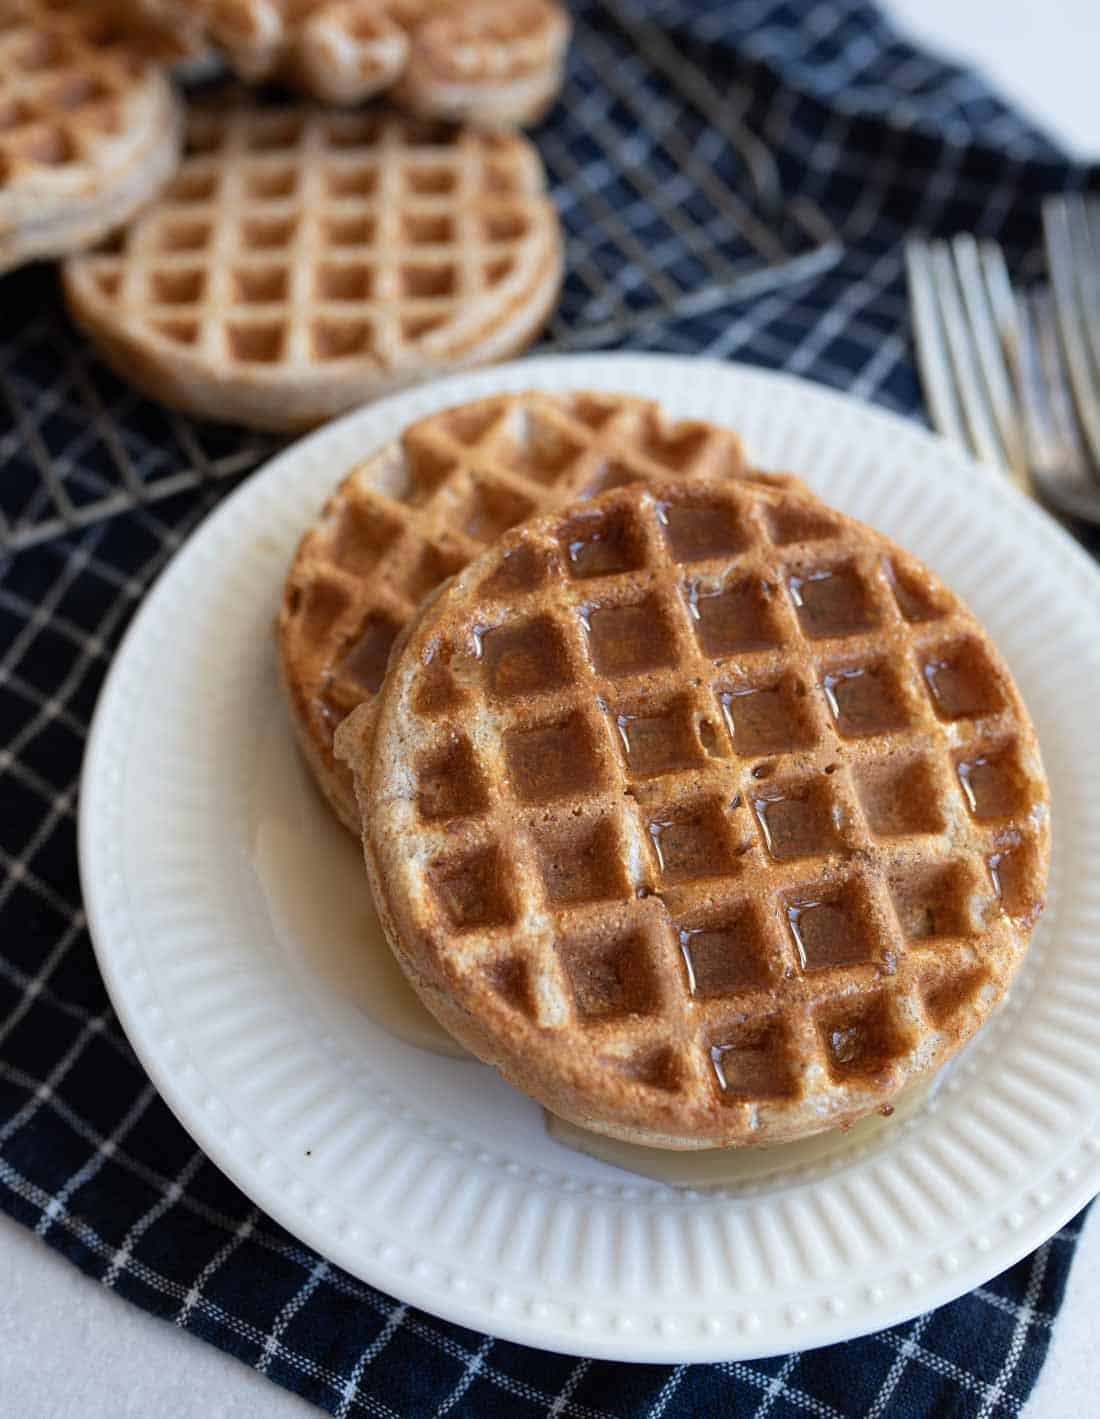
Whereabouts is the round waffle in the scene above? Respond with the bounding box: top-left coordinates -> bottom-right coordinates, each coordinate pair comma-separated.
343,477 -> 1050,1148
386,0 -> 570,126
62,102 -> 563,432
0,0 -> 182,274
279,389 -> 815,833
114,0 -> 570,119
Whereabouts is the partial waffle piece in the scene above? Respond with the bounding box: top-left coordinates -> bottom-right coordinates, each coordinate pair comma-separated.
102,0 -> 207,58
62,103 -> 562,431
343,478 -> 1050,1148
0,0 -> 182,274
114,0 -> 570,119
382,0 -> 570,125
279,390 -> 816,833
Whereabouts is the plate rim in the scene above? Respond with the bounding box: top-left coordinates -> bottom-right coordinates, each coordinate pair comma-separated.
79,352 -> 1100,1362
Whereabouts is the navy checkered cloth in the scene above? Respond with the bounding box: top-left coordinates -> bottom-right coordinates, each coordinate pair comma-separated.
2,2 -> 1098,1414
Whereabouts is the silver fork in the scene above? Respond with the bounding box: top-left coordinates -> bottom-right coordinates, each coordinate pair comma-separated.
905,214 -> 1100,525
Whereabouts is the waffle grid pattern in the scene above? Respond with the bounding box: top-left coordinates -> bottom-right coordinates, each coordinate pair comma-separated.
295,393 -> 770,715
0,0 -> 155,187
0,0 -> 179,275
281,391 -> 810,828
367,480 -> 1048,1141
386,0 -> 568,123
66,106 -> 558,383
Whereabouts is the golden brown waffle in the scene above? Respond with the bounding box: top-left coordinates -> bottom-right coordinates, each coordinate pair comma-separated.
103,0 -> 208,58
279,390 -> 815,833
115,0 -> 570,119
385,0 -> 570,125
343,477 -> 1050,1148
62,103 -> 562,431
0,0 -> 182,274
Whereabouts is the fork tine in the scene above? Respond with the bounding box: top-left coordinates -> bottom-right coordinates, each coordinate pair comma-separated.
979,240 -> 1020,375
1042,195 -> 1100,471
1086,197 -> 1100,267
1077,198 -> 1100,388
980,240 -> 1028,422
927,239 -> 1005,469
1033,289 -> 1089,456
1016,289 -> 1063,474
1018,287 -> 1100,522
904,239 -> 969,452
1062,196 -> 1100,393
951,235 -> 1030,492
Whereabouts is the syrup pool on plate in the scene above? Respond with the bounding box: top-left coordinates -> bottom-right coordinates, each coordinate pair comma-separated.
544,1077 -> 935,1190
250,702 -> 466,1060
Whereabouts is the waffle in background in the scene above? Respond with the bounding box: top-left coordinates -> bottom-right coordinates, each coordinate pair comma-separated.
113,0 -> 570,119
62,102 -> 563,431
279,390 -> 816,832
383,0 -> 570,126
344,477 -> 1050,1148
0,0 -> 182,274
0,0 -> 848,555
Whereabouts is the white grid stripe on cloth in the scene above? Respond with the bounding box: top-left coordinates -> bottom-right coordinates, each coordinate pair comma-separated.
750,1354 -> 801,1419
545,1359 -> 592,1418
865,1311 -> 933,1417
0,497 -> 220,1042
715,1363 -> 847,1419
431,1336 -> 497,1417
103,1147 -> 209,1290
975,1248 -> 1052,1419
643,1364 -> 689,1418
0,1012 -> 113,1151
257,1257 -> 335,1374
0,870 -> 85,965
34,1081 -> 158,1240
176,1207 -> 262,1327
334,1304 -> 409,1419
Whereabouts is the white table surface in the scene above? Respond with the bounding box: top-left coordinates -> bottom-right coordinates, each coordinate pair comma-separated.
3,3 -> 1098,1415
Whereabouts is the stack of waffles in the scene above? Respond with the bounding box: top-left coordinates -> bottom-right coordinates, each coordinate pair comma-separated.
278,390 -> 1050,1150
7,0 -> 568,429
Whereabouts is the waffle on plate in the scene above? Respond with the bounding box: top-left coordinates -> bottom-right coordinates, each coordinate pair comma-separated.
279,390 -> 815,831
340,476 -> 1050,1148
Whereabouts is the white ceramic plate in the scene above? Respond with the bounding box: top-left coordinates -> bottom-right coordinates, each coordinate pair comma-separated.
80,354 -> 1100,1362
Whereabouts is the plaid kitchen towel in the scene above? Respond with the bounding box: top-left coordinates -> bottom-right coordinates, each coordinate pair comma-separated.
2,1 -> 1098,1415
